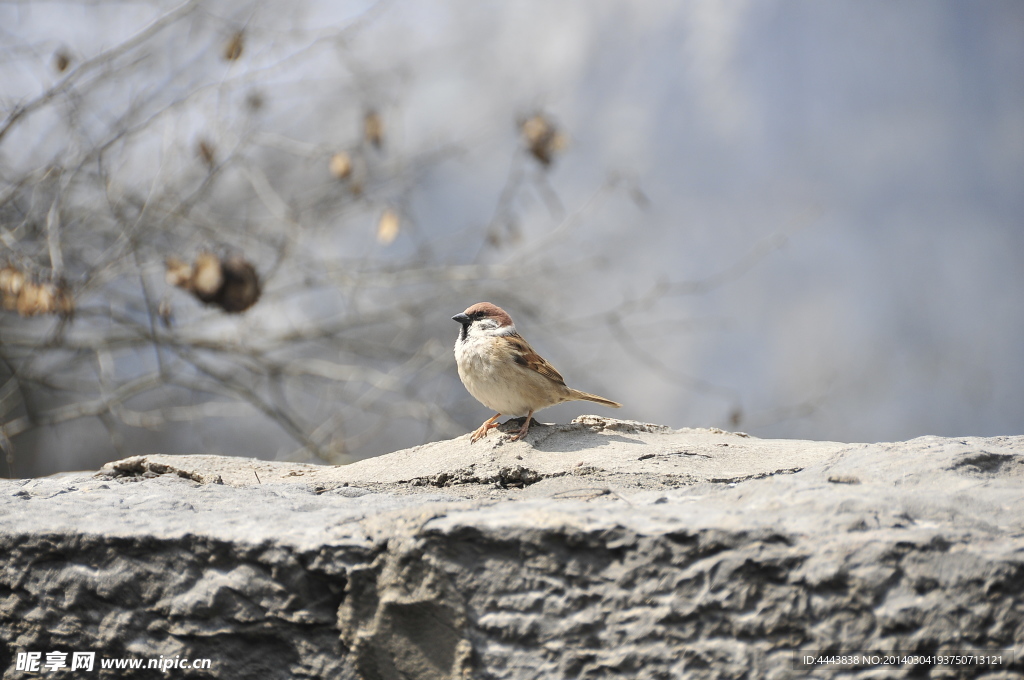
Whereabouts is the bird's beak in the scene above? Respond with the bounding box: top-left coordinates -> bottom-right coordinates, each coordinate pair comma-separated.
452,313 -> 471,324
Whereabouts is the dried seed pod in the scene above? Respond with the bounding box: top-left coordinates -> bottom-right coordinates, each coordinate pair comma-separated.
0,269 -> 72,316
520,113 -> 566,167
329,152 -> 353,180
35,284 -> 56,315
364,111 -> 383,149
16,282 -> 45,316
377,209 -> 400,245
165,258 -> 193,288
245,90 -> 265,112
0,267 -> 24,296
1,267 -> 24,310
166,253 -> 260,313
197,139 -> 216,168
224,31 -> 244,61
53,49 -> 72,73
521,115 -> 549,146
216,256 -> 261,313
191,252 -> 224,301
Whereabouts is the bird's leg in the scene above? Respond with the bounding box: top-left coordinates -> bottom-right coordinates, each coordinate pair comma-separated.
509,410 -> 534,441
470,413 -> 502,443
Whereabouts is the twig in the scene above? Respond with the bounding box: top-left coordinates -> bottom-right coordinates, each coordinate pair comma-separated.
0,0 -> 201,144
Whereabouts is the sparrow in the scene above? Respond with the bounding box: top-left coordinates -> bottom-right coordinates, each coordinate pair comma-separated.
452,302 -> 621,442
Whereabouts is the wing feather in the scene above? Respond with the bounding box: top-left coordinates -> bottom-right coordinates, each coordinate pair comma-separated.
507,334 -> 566,385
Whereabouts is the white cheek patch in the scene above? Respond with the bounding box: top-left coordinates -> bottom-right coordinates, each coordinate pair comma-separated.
475,319 -> 499,331
470,319 -> 517,336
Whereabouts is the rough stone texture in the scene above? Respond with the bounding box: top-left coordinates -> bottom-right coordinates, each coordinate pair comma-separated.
1,416 -> 1022,679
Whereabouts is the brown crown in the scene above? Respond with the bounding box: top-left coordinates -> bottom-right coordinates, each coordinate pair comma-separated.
463,302 -> 514,327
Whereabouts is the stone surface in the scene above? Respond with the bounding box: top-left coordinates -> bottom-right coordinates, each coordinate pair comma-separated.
1,416 -> 1022,679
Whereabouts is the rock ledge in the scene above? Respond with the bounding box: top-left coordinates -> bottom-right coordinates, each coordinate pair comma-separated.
1,418 -> 1022,679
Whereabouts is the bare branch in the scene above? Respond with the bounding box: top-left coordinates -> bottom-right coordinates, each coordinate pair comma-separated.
0,0 -> 201,144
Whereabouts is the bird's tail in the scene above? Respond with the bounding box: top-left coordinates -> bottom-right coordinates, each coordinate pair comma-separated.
567,389 -> 621,409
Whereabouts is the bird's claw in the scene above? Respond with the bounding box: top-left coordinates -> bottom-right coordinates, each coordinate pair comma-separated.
470,415 -> 501,443
507,416 -> 533,441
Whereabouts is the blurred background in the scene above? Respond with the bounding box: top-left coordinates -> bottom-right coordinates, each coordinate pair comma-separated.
1,0 -> 1021,477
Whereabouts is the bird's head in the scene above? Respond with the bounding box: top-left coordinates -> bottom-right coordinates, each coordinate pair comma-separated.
452,302 -> 516,341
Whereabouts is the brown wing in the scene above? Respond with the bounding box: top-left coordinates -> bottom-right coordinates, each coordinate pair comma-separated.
506,333 -> 566,386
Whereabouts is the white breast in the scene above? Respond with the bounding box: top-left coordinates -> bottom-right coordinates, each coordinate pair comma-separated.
454,333 -> 541,416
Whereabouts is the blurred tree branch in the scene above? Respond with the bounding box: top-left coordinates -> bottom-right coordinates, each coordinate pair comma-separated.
0,0 -> 201,144
0,0 -> 802,477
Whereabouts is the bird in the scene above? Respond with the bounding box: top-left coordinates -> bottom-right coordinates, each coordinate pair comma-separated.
452,302 -> 621,442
